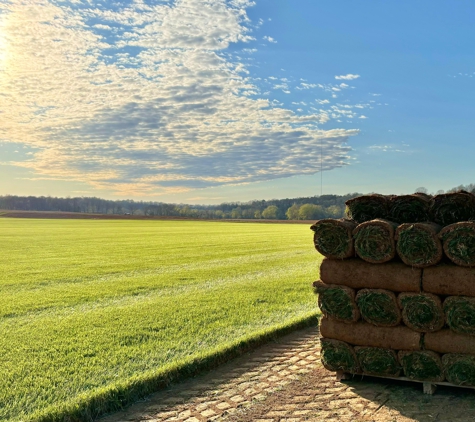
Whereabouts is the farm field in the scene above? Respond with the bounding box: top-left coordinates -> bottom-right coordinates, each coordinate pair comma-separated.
0,219 -> 320,422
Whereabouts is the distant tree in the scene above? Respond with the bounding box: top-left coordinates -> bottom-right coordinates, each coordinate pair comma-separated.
326,205 -> 343,218
231,207 -> 242,219
415,187 -> 428,194
285,203 -> 300,220
262,205 -> 279,219
298,204 -> 325,220
254,210 -> 262,219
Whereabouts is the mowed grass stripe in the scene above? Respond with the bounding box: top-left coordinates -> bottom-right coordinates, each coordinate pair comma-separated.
0,219 -> 320,421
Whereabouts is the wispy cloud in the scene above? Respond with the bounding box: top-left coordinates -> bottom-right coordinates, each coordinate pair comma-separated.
335,74 -> 360,80
1,0 -> 358,196
263,35 -> 277,43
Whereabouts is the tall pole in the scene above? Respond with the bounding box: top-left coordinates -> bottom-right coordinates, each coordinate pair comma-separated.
320,140 -> 323,196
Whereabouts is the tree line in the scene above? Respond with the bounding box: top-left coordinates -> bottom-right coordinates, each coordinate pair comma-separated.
2,184 -> 473,221
0,193 -> 360,220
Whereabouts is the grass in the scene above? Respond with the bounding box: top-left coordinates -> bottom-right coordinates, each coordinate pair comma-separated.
0,219 -> 319,422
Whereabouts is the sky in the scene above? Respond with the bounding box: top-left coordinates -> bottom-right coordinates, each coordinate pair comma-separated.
1,0 -> 475,204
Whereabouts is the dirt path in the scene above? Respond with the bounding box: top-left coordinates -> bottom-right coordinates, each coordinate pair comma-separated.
101,326 -> 475,422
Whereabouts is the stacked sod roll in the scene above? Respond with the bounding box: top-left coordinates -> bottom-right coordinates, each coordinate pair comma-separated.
312,191 -> 475,386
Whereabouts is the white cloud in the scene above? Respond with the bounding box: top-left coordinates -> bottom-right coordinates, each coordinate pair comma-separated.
1,0 -> 359,197
335,74 -> 360,80
263,35 -> 277,43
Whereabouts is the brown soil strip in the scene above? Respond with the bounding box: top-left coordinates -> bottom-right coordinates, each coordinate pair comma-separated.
425,329 -> 475,354
319,258 -> 421,293
423,263 -> 475,297
319,317 -> 421,350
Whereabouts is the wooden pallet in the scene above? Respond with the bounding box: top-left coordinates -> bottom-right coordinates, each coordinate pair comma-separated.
336,371 -> 475,395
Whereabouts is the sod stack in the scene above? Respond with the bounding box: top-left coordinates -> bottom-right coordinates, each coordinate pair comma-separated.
312,191 -> 475,388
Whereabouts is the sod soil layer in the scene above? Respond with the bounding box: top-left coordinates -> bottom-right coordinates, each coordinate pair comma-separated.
319,317 -> 421,350
425,329 -> 475,354
319,258 -> 421,293
423,263 -> 475,297
310,218 -> 356,259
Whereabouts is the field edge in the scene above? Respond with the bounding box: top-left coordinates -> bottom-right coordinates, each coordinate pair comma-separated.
32,312 -> 320,422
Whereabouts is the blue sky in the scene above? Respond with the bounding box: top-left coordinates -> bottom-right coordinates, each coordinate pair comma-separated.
1,0 -> 475,204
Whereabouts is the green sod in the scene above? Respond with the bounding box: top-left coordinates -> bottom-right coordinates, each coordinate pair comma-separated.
353,223 -> 396,263
345,195 -> 389,224
388,195 -> 430,224
311,221 -> 353,259
396,224 -> 441,266
355,347 -> 400,377
356,290 -> 400,326
444,296 -> 475,335
441,225 -> 475,266
430,192 -> 475,226
399,351 -> 443,382
320,339 -> 358,372
0,219 -> 318,422
443,354 -> 475,386
399,294 -> 444,332
316,284 -> 356,322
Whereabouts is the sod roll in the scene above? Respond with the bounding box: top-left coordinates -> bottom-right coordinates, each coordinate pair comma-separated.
389,194 -> 431,224
425,329 -> 475,354
319,258 -> 421,293
345,194 -> 390,224
439,222 -> 475,267
423,263 -> 475,297
353,219 -> 398,264
355,346 -> 401,377
442,354 -> 475,386
398,351 -> 444,382
320,338 -> 359,373
395,222 -> 443,268
444,296 -> 475,336
314,281 -> 360,323
310,219 -> 357,259
356,289 -> 401,327
320,317 -> 421,350
398,292 -> 444,333
430,191 -> 475,226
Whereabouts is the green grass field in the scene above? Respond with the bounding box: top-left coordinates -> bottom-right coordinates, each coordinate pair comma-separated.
0,219 -> 321,422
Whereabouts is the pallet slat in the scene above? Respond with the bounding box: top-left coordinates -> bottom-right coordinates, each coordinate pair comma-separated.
336,371 -> 475,395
